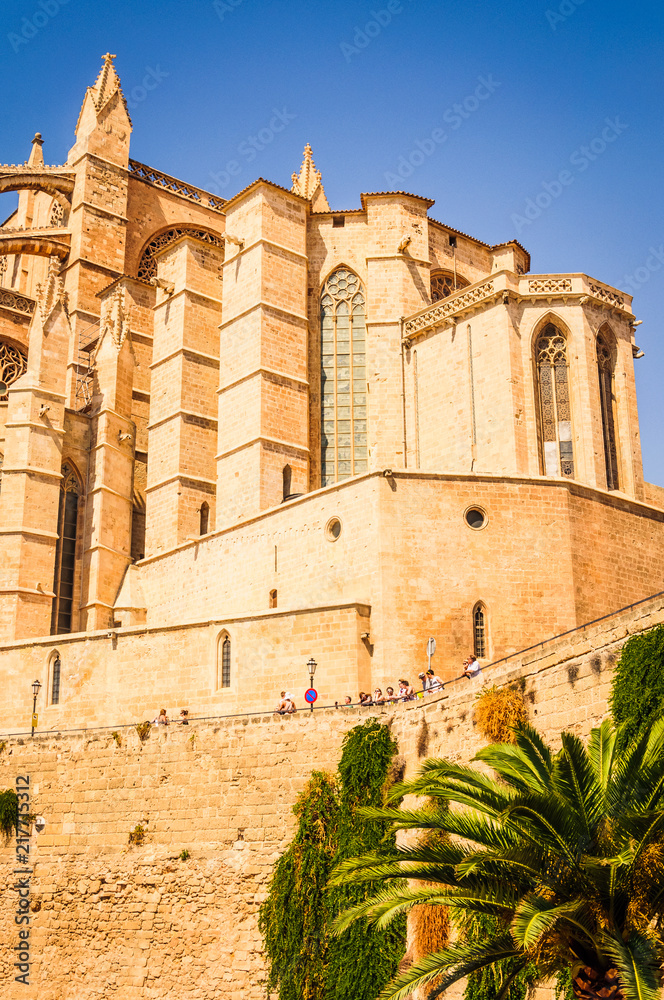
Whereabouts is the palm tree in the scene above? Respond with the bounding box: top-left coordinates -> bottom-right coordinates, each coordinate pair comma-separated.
331,719 -> 664,1000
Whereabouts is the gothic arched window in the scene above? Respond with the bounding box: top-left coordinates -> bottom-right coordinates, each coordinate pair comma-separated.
218,633 -> 231,689
535,324 -> 574,478
200,501 -> 210,535
49,652 -> 62,706
0,341 -> 27,400
282,464 -> 292,501
137,227 -> 225,282
597,331 -> 619,491
51,464 -> 81,635
473,603 -> 487,659
431,270 -> 469,302
320,268 -> 367,486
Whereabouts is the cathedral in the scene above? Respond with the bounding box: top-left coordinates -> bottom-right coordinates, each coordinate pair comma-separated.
0,53 -> 662,728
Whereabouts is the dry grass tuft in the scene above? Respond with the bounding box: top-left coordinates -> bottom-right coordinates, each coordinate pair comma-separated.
474,684 -> 528,744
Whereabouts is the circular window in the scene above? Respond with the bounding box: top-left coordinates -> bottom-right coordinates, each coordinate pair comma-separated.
464,506 -> 487,530
325,517 -> 342,541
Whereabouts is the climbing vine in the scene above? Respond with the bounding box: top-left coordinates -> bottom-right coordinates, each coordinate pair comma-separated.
258,720 -> 405,1000
610,624 -> 664,744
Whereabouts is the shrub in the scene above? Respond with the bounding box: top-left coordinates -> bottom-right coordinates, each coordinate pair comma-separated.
474,683 -> 527,743
128,823 -> 146,846
0,789 -> 18,841
179,849 -> 190,861
111,731 -> 122,747
610,624 -> 664,744
135,721 -> 151,742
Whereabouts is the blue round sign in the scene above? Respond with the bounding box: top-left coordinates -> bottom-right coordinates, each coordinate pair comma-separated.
305,688 -> 318,704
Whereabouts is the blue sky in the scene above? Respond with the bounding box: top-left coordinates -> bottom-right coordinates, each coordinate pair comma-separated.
1,0 -> 663,484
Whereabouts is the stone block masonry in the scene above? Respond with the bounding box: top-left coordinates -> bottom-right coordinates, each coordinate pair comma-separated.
0,595 -> 662,999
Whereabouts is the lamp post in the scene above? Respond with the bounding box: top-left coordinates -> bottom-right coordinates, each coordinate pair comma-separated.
307,657 -> 317,713
31,679 -> 41,737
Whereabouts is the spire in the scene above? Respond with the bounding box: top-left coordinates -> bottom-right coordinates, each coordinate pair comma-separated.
75,52 -> 132,136
91,53 -> 122,112
27,132 -> 44,167
291,144 -> 330,210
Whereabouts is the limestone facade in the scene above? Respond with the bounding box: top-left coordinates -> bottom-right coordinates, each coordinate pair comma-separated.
1,593 -> 662,1000
0,54 -> 662,727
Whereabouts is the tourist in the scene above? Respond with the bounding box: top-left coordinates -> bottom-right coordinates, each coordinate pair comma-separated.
283,692 -> 297,713
463,655 -> 482,680
385,686 -> 397,704
373,688 -> 385,704
275,691 -> 288,714
398,679 -> 415,701
153,708 -> 169,725
418,672 -> 430,695
344,695 -> 352,705
359,691 -> 373,706
179,709 -> 189,725
427,669 -> 444,693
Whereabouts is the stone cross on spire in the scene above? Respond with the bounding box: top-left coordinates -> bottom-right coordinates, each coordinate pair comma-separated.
291,144 -> 330,211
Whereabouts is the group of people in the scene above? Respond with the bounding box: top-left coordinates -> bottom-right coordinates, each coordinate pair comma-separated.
274,657 -> 485,715
153,708 -> 189,725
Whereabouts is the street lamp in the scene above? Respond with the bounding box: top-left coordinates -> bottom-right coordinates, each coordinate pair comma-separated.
31,679 -> 41,737
307,657 -> 317,713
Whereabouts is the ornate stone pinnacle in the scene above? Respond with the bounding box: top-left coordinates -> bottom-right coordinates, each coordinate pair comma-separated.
291,143 -> 323,200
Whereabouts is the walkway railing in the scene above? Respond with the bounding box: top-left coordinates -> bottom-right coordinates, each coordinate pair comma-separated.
1,590 -> 662,739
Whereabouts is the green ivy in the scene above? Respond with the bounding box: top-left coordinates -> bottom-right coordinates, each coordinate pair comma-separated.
554,965 -> 575,1000
0,788 -> 18,841
258,720 -> 405,1000
610,624 -> 664,745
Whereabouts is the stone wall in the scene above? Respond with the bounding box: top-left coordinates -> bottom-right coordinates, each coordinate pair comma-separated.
1,594 -> 662,999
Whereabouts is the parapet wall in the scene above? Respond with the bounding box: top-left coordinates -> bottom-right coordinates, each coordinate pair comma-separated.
0,594 -> 662,1000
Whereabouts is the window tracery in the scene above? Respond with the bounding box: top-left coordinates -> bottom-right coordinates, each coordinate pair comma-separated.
320,268 -> 367,486
535,324 -> 574,478
430,269 -> 469,302
51,464 -> 81,635
137,227 -> 225,282
0,341 -> 27,400
597,331 -> 619,490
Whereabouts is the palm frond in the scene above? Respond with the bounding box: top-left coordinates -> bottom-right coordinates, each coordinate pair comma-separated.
373,936 -> 522,1000
511,894 -> 598,949
587,718 -> 618,793
553,731 -> 605,838
601,933 -> 662,1000
476,723 -> 554,793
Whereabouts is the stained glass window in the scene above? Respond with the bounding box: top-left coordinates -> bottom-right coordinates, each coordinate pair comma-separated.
536,324 -> 574,478
474,604 -> 487,659
597,332 -> 619,491
430,270 -> 469,302
321,268 -> 367,486
51,465 -> 80,635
